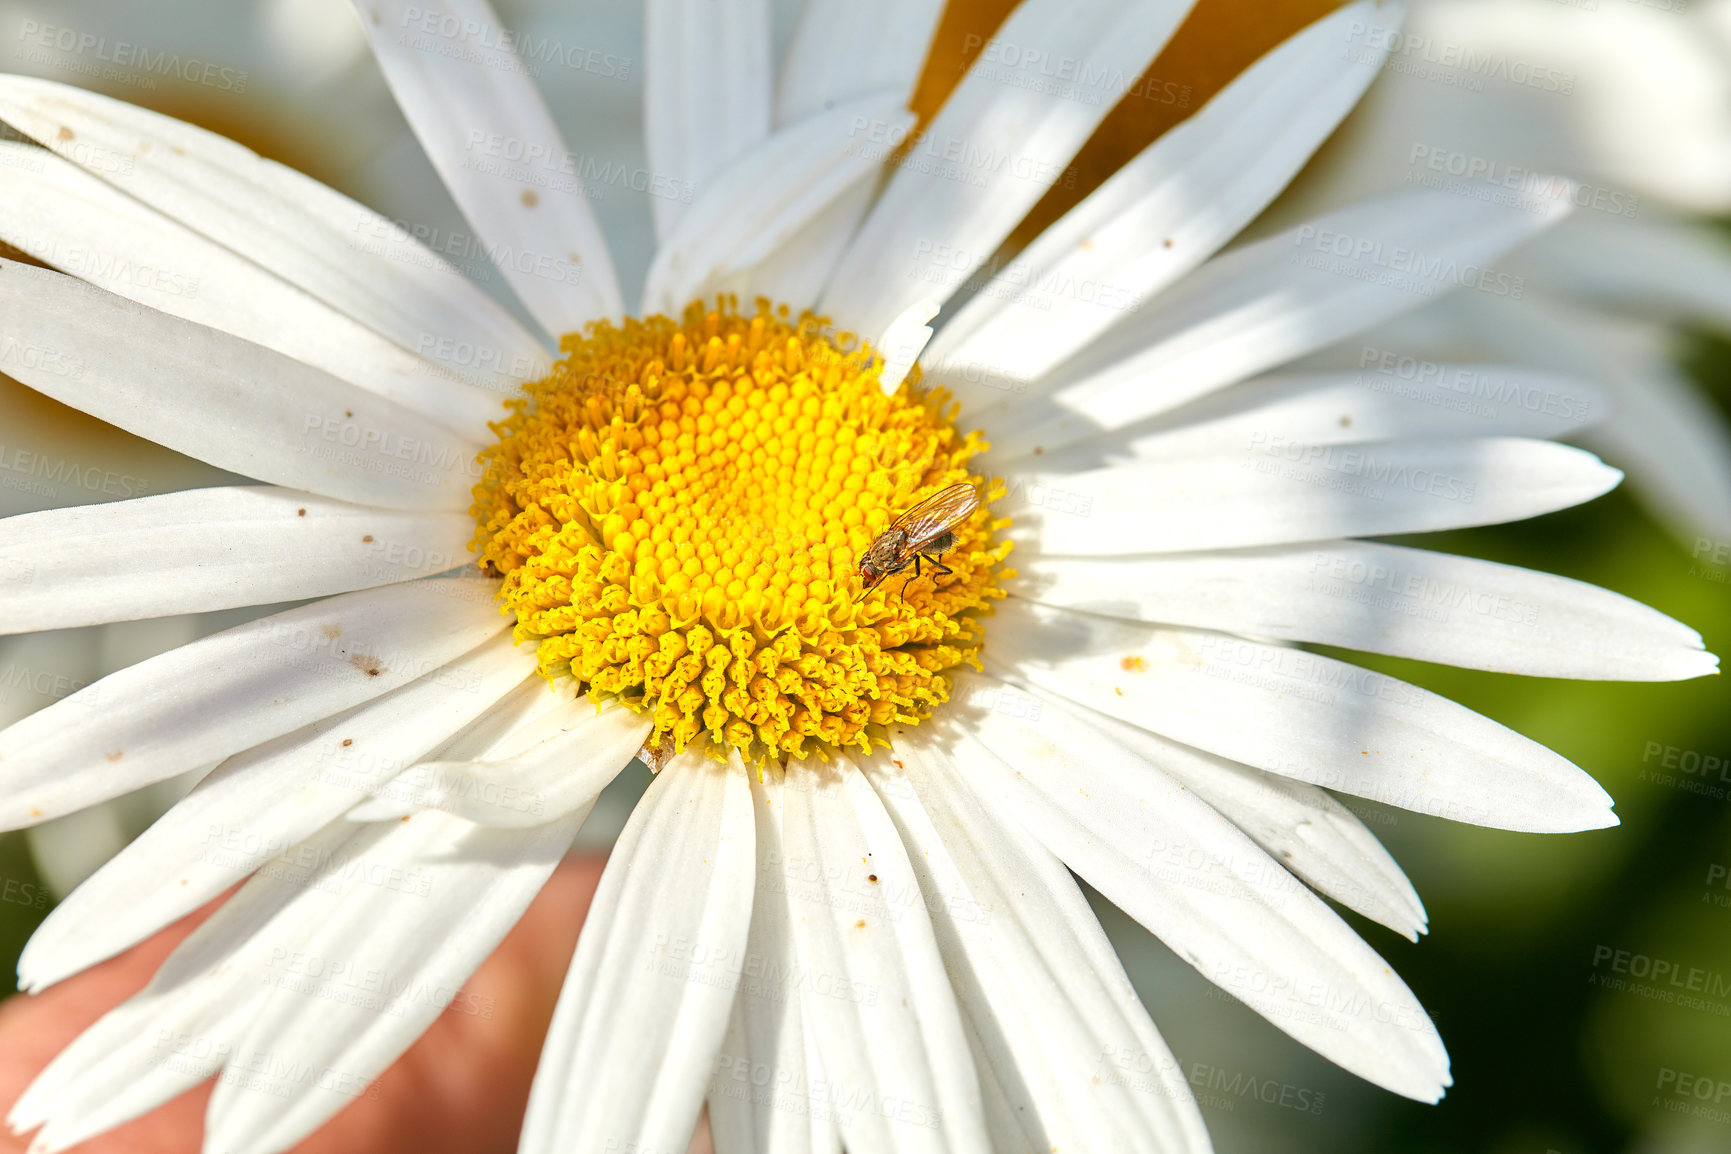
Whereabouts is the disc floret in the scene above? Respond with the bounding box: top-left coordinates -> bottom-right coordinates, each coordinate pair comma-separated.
470,299 -> 1010,763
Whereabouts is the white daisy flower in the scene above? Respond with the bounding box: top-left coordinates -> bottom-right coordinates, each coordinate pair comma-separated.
0,1 -> 1718,1152
1267,0 -> 1731,548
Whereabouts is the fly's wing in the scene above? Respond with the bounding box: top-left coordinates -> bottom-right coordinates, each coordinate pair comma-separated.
890,482 -> 981,554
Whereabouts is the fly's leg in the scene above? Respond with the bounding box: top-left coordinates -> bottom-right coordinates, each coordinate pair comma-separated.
922,553 -> 955,592
897,554 -> 922,606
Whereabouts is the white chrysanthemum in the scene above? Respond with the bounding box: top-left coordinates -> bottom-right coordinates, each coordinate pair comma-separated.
0,2 -> 1718,1153
1268,0 -> 1731,547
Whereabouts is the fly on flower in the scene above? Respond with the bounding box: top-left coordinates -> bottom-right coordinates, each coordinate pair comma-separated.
856,481 -> 982,601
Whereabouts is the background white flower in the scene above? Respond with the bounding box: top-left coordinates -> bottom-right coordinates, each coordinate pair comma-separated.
1267,0 -> 1731,549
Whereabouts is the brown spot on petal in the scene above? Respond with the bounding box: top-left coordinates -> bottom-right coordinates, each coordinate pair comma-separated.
322,623 -> 342,640
56,126 -> 74,142
521,189 -> 539,208
855,920 -> 867,930
342,738 -> 354,747
362,535 -> 374,543
868,874 -> 879,884
349,654 -> 386,677
105,750 -> 123,762
297,508 -> 307,516
1120,655 -> 1148,672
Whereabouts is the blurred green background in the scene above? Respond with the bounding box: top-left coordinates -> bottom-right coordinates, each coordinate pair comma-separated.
1,1 -> 1728,1152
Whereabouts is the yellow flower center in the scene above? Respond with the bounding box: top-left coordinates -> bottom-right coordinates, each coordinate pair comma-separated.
470,299 -> 1012,764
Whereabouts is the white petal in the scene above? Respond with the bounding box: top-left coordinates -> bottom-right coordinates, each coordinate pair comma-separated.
11,819 -> 367,1149
943,674 -> 1451,1101
353,0 -> 625,333
641,92 -> 915,316
1078,709 -> 1428,940
987,599 -> 1618,833
519,756 -> 756,1154
0,259 -> 483,510
644,0 -> 772,242
876,298 -> 939,396
1002,437 -> 1621,555
0,73 -> 544,392
348,699 -> 649,826
16,631 -> 536,992
1014,540 -> 1717,681
204,809 -> 582,1154
391,673 -> 576,767
0,577 -> 506,831
1027,364 -> 1608,476
780,759 -> 990,1154
926,0 -> 1403,393
775,0 -> 944,126
707,768 -> 841,1154
819,0 -> 1194,337
712,177 -> 876,318
0,142 -> 505,438
0,487 -> 475,635
862,742 -> 1211,1153
978,184 -> 1575,462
